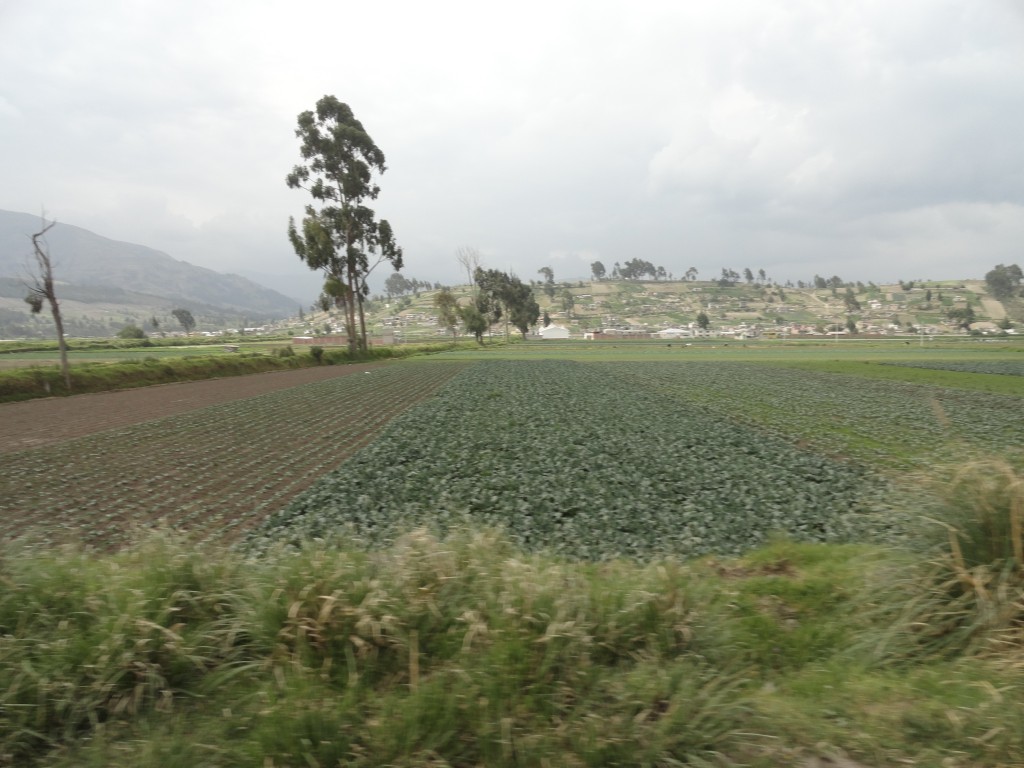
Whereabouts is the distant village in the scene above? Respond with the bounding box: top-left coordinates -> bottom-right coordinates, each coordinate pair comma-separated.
287,278 -> 1017,345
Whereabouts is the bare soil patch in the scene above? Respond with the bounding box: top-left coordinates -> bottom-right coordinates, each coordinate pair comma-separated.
0,363 -> 385,454
0,362 -> 465,548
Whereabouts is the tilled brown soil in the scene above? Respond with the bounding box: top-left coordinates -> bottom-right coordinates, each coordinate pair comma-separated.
0,363 -> 384,454
1,361 -> 466,548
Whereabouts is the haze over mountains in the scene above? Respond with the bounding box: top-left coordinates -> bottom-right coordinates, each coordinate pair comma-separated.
0,210 -> 303,335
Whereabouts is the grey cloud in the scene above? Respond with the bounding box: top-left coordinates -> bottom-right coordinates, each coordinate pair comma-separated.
1,0 -> 1022,292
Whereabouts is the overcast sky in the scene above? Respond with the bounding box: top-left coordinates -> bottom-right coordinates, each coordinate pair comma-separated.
2,0 -> 1023,300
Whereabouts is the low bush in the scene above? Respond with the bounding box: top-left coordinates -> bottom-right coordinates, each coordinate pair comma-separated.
0,355 -> 314,403
0,341 -> 476,402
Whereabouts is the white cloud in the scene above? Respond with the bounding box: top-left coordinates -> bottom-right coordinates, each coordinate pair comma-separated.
1,0 -> 1022,294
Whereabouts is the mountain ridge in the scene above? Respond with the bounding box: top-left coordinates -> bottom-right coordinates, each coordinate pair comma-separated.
0,209 -> 299,320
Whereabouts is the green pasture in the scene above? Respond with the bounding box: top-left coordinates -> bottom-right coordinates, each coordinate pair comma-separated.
430,336 -> 1018,361
429,337 -> 1024,395
0,342 -> 285,369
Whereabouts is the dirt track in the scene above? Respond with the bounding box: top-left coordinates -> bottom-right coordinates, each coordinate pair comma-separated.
979,296 -> 1007,320
0,363 -> 384,455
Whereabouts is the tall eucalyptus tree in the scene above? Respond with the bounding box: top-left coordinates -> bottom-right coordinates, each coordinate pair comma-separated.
286,96 -> 401,353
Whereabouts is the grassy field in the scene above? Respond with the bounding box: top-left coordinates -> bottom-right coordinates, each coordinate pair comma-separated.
2,339 -> 1023,766
442,338 -> 1024,396
0,345 -> 245,368
0,340 -> 476,402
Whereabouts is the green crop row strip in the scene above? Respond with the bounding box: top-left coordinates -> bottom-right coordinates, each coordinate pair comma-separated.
880,359 -> 1024,376
601,361 -> 1024,469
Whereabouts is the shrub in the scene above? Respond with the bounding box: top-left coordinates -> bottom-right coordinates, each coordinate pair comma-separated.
116,324 -> 148,339
323,348 -> 350,365
309,346 -> 324,363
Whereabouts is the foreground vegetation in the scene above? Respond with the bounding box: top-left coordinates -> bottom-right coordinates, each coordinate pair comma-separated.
3,466 -> 1023,768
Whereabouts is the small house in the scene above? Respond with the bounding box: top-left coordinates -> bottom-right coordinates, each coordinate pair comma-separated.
539,324 -> 570,339
653,328 -> 691,339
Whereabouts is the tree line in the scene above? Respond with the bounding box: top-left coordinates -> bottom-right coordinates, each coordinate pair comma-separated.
434,264 -> 540,343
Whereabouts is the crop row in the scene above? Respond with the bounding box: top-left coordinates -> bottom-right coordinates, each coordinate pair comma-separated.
881,360 -> 1024,377
599,361 -> 1024,468
248,360 -> 895,560
0,362 -> 465,548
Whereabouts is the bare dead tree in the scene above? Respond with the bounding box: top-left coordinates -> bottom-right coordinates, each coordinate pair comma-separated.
24,216 -> 71,391
455,246 -> 482,289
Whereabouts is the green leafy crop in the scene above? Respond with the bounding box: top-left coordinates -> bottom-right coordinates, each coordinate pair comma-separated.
250,360 -> 890,559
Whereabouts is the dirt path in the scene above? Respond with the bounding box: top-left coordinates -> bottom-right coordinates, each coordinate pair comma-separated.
979,296 -> 1006,320
0,363 -> 385,454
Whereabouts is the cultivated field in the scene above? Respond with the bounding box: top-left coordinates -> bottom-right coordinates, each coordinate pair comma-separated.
3,339 -> 1021,553
0,362 -> 465,548
250,343 -> 1024,556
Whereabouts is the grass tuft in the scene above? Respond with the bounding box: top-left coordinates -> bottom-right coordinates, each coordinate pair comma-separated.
863,459 -> 1024,662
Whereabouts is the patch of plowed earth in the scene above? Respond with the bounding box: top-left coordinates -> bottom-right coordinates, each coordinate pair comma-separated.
0,362 -> 467,549
0,363 -> 387,454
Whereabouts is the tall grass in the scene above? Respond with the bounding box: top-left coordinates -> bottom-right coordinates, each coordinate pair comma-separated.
5,523 -> 1024,766
0,529 -> 753,767
867,458 -> 1024,661
939,459 -> 1024,570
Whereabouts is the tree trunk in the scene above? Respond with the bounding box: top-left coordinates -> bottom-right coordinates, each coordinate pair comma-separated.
344,268 -> 359,355
357,289 -> 368,352
341,218 -> 360,356
49,289 -> 71,391
31,220 -> 71,391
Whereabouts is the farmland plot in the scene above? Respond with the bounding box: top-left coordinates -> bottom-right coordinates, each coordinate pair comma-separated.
601,361 -> 1024,468
0,362 -> 464,548
880,360 -> 1024,377
249,360 -> 897,560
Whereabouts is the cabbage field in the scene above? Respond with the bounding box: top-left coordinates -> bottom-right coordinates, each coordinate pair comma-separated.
248,356 -> 1023,558
882,359 -> 1024,377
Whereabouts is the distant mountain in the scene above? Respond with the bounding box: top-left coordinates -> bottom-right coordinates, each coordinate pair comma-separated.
238,269 -> 323,309
0,210 -> 297,320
